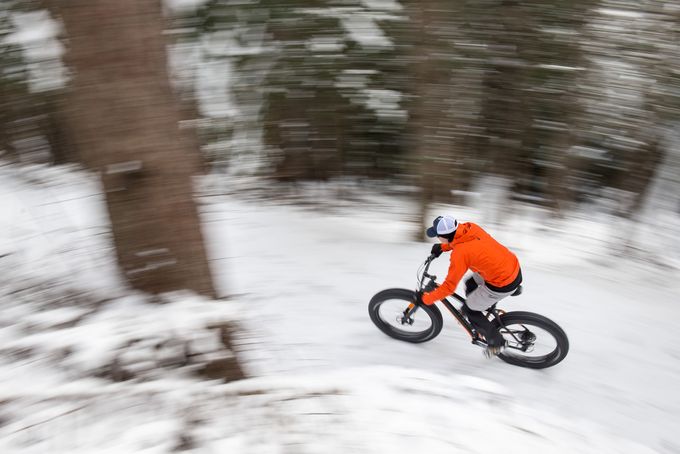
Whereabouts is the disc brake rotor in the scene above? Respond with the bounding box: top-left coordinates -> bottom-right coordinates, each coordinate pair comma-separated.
521,331 -> 537,343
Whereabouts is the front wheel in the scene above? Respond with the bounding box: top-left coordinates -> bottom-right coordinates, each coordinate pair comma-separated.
493,311 -> 569,369
368,288 -> 443,343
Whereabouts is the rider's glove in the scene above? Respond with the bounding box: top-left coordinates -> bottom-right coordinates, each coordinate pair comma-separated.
424,280 -> 438,293
415,290 -> 434,306
430,243 -> 443,258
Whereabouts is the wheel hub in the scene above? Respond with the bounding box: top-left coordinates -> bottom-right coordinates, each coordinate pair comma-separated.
521,331 -> 536,343
397,314 -> 414,325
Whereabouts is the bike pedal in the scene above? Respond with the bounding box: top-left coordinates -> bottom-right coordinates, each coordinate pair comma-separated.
471,339 -> 487,347
483,343 -> 507,359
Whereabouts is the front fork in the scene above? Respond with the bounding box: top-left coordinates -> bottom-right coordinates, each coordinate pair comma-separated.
400,303 -> 418,325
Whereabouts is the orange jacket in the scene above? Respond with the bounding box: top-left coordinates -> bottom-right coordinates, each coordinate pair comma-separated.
422,222 -> 520,305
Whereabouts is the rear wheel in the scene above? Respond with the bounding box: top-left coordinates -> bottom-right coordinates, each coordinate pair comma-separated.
368,288 -> 443,343
493,311 -> 569,369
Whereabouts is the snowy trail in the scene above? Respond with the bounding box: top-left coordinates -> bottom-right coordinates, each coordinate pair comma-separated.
204,195 -> 680,453
2,166 -> 679,452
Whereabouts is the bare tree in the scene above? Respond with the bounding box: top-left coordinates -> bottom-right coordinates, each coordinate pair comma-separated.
49,0 -> 218,298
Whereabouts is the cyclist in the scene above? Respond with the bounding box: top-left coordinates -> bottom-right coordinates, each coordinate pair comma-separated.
416,215 -> 522,357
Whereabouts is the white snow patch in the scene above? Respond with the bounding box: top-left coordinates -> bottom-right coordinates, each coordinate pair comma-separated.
6,11 -> 66,91
7,11 -> 61,48
196,59 -> 238,118
537,63 -> 585,72
306,36 -> 346,53
163,0 -> 210,14
0,163 -> 123,293
597,8 -> 644,19
341,15 -> 393,48
361,0 -> 403,11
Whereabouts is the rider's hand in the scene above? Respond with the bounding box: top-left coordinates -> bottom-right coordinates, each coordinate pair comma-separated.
415,290 -> 434,306
430,243 -> 443,258
424,280 -> 438,293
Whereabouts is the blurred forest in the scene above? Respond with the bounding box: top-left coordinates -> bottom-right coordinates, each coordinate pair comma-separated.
2,0 -> 680,234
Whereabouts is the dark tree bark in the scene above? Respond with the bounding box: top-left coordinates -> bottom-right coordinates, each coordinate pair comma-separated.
50,0 -> 218,298
407,1 -> 465,240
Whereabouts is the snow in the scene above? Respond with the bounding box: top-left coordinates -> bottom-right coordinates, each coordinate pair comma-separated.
301,7 -> 400,49
336,71 -> 407,121
0,163 -> 122,293
597,8 -> 645,19
196,58 -> 239,118
202,185 -> 680,452
2,162 -> 680,452
361,0 -> 403,12
363,88 -> 407,120
341,15 -> 393,49
536,64 -> 585,72
6,11 -> 61,48
6,11 -> 66,92
306,37 -> 346,53
163,0 -> 211,14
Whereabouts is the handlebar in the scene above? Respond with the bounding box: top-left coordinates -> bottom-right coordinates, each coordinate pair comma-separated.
424,254 -> 437,274
418,254 -> 439,292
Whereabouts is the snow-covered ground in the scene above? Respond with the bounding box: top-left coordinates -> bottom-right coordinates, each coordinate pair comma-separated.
1,163 -> 679,453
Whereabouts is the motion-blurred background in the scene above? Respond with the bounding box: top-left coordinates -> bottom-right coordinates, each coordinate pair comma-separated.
2,1 -> 680,453
3,1 -> 680,246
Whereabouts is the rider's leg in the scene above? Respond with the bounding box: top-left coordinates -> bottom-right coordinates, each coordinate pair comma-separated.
465,308 -> 499,341
464,307 -> 505,346
465,283 -> 510,347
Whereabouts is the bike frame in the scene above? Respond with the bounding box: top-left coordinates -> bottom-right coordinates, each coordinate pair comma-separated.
438,294 -> 480,341
405,254 -> 502,345
402,255 -> 527,351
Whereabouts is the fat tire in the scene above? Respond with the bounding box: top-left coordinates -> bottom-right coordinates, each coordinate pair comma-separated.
368,288 -> 443,343
493,311 -> 569,369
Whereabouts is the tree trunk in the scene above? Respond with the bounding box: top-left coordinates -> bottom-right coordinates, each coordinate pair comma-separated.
51,0 -> 217,298
407,1 -> 459,240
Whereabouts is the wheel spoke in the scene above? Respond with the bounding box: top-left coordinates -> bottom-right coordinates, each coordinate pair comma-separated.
499,322 -> 559,363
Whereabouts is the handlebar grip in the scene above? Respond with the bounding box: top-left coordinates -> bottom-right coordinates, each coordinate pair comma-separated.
424,281 -> 438,292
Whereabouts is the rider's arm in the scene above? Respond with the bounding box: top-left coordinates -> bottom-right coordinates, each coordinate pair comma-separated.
421,250 -> 468,305
441,242 -> 454,253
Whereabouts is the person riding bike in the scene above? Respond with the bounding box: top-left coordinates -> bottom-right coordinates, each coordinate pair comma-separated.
416,215 -> 523,357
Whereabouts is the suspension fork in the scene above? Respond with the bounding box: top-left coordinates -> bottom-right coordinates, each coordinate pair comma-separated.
401,303 -> 419,324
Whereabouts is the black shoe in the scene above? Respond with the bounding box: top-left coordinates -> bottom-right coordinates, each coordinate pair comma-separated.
483,340 -> 507,359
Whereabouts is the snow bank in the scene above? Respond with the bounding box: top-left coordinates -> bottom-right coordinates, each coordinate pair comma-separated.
0,366 -> 658,453
0,163 -> 122,294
